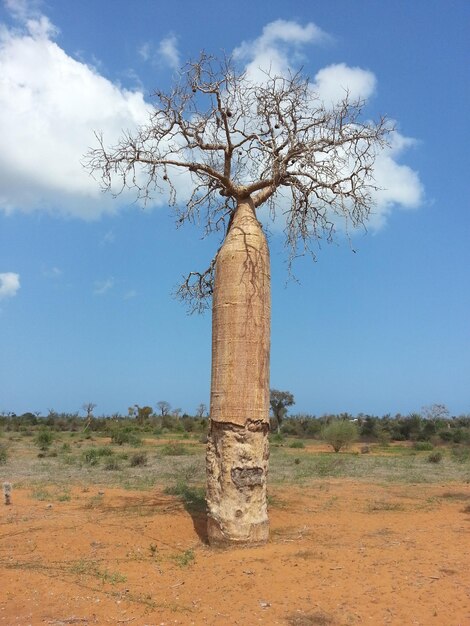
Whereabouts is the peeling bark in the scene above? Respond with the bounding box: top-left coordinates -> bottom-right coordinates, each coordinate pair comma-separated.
207,198 -> 270,546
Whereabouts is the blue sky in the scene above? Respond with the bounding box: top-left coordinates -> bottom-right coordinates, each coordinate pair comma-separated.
0,0 -> 468,417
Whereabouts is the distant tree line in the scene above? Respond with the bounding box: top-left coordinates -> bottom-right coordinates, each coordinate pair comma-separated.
1,403 -> 469,445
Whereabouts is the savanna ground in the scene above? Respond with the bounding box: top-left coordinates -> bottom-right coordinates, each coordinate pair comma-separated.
1,430 -> 469,625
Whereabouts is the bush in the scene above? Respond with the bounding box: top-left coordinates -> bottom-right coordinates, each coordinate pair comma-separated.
427,451 -> 443,464
289,440 -> 305,449
129,452 -> 148,467
164,481 -> 206,512
0,444 -> 7,465
321,420 -> 358,453
104,458 -> 121,471
413,441 -> 434,451
110,427 -> 142,447
439,430 -> 453,443
34,428 -> 54,451
270,432 -> 285,445
451,446 -> 470,463
160,442 -> 191,456
81,446 -> 114,466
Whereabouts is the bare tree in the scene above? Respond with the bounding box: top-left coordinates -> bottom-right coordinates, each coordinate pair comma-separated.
85,54 -> 390,546
195,402 -> 207,418
156,401 -> 171,416
81,402 -> 96,432
82,402 -> 97,419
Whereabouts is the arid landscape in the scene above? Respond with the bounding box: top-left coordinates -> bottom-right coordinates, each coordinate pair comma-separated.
1,429 -> 469,625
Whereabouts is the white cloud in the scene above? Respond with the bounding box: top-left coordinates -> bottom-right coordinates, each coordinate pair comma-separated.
0,10 -> 150,218
158,34 -> 180,70
369,131 -> 424,228
0,8 -> 422,230
42,266 -> 62,278
313,63 -> 376,104
138,34 -> 181,71
124,289 -> 137,300
93,278 -> 114,295
138,42 -> 151,62
234,19 -> 330,81
4,0 -> 40,22
0,272 -> 20,299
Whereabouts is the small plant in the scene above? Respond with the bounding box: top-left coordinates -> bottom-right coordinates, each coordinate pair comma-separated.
164,481 -> 206,512
149,543 -> 158,557
173,548 -> 195,567
427,451 -> 443,464
104,458 -> 121,471
129,452 -> 148,467
57,489 -> 71,502
81,448 -> 100,466
70,559 -> 126,584
31,487 -> 52,501
0,444 -> 7,465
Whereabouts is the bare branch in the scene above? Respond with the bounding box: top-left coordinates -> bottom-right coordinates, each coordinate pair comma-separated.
84,53 -> 391,311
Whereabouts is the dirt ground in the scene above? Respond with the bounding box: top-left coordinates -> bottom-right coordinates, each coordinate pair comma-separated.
1,481 -> 469,626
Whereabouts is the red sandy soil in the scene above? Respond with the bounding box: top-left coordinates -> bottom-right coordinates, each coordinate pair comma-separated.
1,481 -> 469,626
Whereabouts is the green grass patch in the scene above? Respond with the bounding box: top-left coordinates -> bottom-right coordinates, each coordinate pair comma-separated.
164,481 -> 206,512
159,442 -> 193,456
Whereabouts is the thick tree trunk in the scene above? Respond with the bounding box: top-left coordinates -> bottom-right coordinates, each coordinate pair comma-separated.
206,197 -> 270,547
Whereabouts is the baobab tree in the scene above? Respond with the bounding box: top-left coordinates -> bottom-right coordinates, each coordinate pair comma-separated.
270,389 -> 295,434
85,54 -> 389,546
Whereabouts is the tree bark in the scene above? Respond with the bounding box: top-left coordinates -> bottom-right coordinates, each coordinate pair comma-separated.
206,197 -> 271,547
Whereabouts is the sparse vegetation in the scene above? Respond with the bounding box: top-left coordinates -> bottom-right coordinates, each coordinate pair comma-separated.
159,442 -> 192,456
0,444 -> 7,465
172,548 -> 195,567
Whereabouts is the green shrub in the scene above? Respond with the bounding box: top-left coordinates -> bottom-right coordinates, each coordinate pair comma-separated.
321,420 -> 358,453
110,427 -> 142,447
160,442 -> 191,456
34,428 -> 54,451
104,459 -> 121,471
81,446 -> 114,466
289,440 -> 305,449
81,448 -> 100,466
451,446 -> 470,463
439,430 -> 453,442
164,481 -> 206,512
0,444 -> 7,465
129,452 -> 148,467
413,441 -> 434,451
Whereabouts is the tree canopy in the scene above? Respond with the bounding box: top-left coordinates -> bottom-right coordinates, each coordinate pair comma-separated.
85,54 -> 390,311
